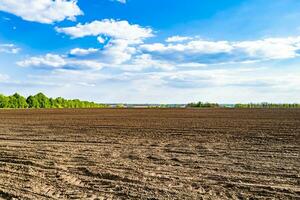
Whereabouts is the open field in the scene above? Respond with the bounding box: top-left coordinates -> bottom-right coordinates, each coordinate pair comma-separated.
0,109 -> 299,199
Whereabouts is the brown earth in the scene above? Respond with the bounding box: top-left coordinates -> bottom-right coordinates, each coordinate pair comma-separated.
0,108 -> 299,200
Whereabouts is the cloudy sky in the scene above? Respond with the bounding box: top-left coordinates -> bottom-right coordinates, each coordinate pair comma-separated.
0,0 -> 300,103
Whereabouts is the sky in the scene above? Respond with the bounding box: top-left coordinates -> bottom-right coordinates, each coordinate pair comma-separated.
0,0 -> 300,104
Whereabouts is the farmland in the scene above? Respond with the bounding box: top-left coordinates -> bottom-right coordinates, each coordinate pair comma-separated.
0,109 -> 299,199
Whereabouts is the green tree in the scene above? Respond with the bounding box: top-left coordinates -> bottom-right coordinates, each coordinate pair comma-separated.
14,93 -> 28,108
8,93 -> 28,108
34,93 -> 50,108
26,95 -> 39,108
0,94 -> 9,108
0,92 -> 108,109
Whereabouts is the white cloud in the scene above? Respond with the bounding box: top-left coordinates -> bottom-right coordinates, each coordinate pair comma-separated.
70,48 -> 99,56
17,54 -> 66,68
233,37 -> 300,59
54,21 -> 300,67
17,34 -> 300,73
0,0 -> 83,24
56,19 -> 153,43
176,63 -> 207,68
97,36 -> 107,44
100,39 -> 137,64
166,36 -> 192,43
69,60 -> 103,70
131,54 -> 173,70
17,53 -> 103,70
56,19 -> 154,65
0,44 -> 20,54
141,36 -> 300,63
116,54 -> 174,71
141,40 -> 233,54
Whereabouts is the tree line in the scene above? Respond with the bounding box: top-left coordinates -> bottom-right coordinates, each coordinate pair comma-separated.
187,101 -> 300,108
0,93 -> 107,109
187,102 -> 220,108
234,103 -> 300,108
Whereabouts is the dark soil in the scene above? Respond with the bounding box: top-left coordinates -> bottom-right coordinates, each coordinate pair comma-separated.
0,109 -> 299,199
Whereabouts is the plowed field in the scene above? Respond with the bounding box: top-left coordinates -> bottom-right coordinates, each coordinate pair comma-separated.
0,109 -> 299,199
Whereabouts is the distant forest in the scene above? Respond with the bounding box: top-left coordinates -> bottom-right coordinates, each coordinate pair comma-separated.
1,93 -> 300,109
187,102 -> 300,108
0,93 -> 107,108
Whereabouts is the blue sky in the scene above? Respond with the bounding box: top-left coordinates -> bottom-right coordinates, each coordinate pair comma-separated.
0,0 -> 300,103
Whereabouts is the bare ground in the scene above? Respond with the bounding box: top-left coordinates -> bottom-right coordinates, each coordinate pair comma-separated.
0,108 -> 299,199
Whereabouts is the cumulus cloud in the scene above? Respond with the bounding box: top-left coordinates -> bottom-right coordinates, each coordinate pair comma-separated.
0,44 -> 20,54
101,39 -> 139,64
17,54 -> 66,68
166,36 -> 192,43
0,0 -> 83,24
114,54 -> 174,71
233,37 -> 300,59
18,15 -> 300,75
70,48 -> 99,56
130,54 -> 173,70
56,19 -> 154,65
16,50 -> 172,72
69,60 -> 103,70
17,35 -> 300,72
17,53 -> 103,70
141,36 -> 300,64
56,19 -> 153,43
17,33 -> 300,75
141,40 -> 233,54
